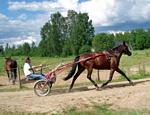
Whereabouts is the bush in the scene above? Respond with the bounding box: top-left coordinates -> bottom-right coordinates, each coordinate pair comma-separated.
79,45 -> 91,54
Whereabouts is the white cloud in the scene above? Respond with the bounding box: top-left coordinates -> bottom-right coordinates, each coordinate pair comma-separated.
0,35 -> 37,47
0,13 -> 48,46
1,0 -> 150,47
17,14 -> 28,20
80,0 -> 150,26
57,0 -> 78,10
80,0 -> 116,26
8,0 -> 150,26
8,1 -> 63,12
8,0 -> 116,26
129,0 -> 150,22
14,35 -> 37,46
0,13 -> 8,20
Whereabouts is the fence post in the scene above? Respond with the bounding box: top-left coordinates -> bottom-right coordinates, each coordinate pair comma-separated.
18,66 -> 22,89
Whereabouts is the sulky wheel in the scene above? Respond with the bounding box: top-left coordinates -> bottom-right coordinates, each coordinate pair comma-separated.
34,80 -> 52,96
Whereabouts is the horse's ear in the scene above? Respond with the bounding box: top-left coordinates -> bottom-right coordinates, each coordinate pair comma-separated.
123,41 -> 126,45
5,56 -> 11,60
5,57 -> 8,60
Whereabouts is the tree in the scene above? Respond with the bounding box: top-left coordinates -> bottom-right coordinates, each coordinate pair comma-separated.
30,42 -> 39,56
0,45 -> 4,56
4,43 -> 10,56
39,10 -> 94,56
22,42 -> 30,56
92,33 -> 114,51
145,29 -> 150,49
129,30 -> 136,50
67,11 -> 94,55
79,45 -> 91,54
39,22 -> 51,56
39,12 -> 67,56
135,29 -> 146,50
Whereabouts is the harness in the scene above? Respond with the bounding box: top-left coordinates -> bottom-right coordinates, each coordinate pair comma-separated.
103,50 -> 119,60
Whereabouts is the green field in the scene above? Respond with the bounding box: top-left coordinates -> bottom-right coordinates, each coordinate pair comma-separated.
1,49 -> 150,76
0,56 -> 74,76
120,49 -> 150,67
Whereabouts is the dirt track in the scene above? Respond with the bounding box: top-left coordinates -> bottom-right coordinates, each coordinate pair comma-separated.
0,78 -> 150,114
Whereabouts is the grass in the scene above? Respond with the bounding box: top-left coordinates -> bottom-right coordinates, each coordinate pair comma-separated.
0,109 -> 47,115
0,85 -> 30,92
0,105 -> 150,115
64,105 -> 150,115
1,105 -> 150,115
120,49 -> 150,67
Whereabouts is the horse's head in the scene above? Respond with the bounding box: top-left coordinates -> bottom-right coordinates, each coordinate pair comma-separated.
5,56 -> 12,62
5,57 -> 12,70
122,41 -> 132,56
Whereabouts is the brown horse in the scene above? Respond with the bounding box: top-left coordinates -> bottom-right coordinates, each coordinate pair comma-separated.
64,41 -> 133,91
5,57 -> 17,84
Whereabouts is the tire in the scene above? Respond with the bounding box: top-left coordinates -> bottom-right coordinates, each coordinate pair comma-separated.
34,80 -> 52,96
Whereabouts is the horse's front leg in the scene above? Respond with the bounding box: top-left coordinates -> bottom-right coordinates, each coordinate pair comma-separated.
13,69 -> 17,83
87,68 -> 99,90
6,70 -> 11,82
116,68 -> 134,86
101,69 -> 115,88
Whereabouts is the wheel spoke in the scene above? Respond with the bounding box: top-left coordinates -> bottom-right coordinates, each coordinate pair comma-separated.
34,80 -> 52,96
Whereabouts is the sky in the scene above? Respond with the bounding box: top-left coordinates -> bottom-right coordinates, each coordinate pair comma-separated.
1,0 -> 150,46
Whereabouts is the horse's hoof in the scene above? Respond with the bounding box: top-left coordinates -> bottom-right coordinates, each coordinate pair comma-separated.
130,81 -> 134,86
97,88 -> 102,91
100,85 -> 105,89
66,89 -> 71,93
96,87 -> 102,91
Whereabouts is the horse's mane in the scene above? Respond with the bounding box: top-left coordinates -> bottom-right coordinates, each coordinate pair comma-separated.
106,45 -> 118,51
111,46 -> 119,51
111,43 -> 125,52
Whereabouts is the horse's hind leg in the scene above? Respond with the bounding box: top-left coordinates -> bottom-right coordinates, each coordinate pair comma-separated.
69,66 -> 85,92
116,68 -> 134,85
87,68 -> 99,89
101,69 -> 115,88
13,69 -> 17,83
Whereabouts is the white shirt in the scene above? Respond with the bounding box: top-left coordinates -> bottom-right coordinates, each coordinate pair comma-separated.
23,63 -> 32,76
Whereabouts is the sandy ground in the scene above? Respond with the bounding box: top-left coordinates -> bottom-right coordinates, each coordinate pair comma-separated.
0,66 -> 150,114
0,78 -> 150,114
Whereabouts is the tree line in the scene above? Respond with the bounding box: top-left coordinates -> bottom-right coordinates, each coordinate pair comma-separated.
0,10 -> 150,57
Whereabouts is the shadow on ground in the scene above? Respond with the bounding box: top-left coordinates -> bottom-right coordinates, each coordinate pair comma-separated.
47,79 -> 150,96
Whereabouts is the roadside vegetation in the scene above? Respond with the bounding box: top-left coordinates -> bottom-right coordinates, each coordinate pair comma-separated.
1,105 -> 150,115
65,105 -> 150,115
0,49 -> 150,75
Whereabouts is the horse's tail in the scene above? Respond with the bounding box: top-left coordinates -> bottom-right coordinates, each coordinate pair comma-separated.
63,56 -> 80,81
